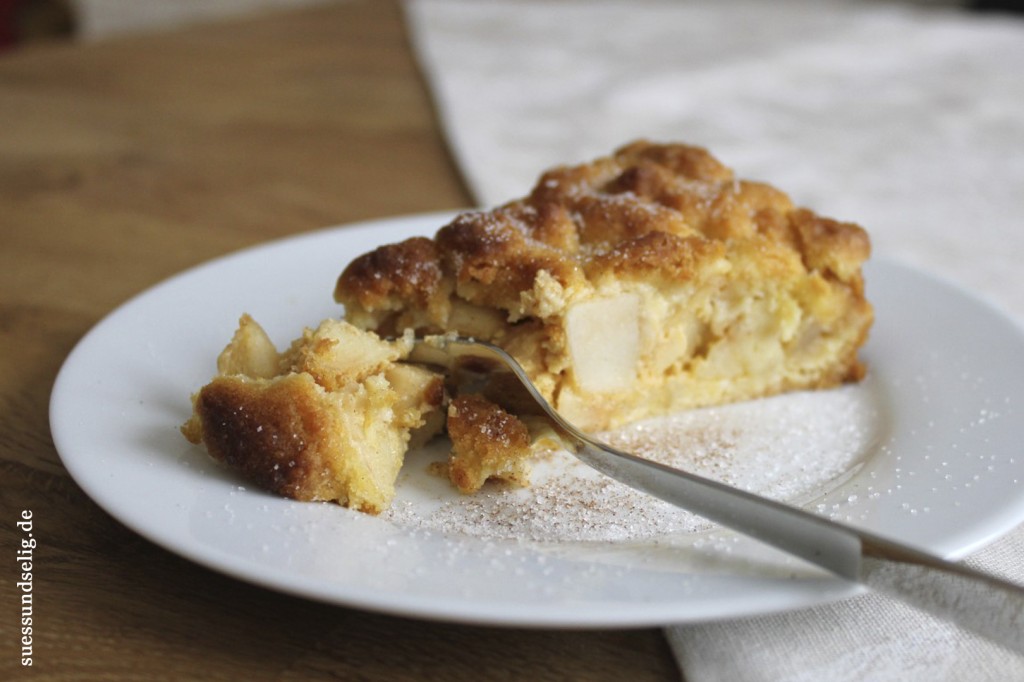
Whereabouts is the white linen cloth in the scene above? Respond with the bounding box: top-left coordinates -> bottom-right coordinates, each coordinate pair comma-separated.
404,1 -> 1024,679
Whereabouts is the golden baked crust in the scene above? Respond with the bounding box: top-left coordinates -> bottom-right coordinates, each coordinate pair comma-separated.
336,140 -> 873,431
182,317 -> 444,514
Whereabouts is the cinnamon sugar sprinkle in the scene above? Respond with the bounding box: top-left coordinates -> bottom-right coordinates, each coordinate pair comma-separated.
383,385 -> 879,544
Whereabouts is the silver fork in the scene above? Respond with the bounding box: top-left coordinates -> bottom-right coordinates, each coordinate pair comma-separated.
407,334 -> 1024,654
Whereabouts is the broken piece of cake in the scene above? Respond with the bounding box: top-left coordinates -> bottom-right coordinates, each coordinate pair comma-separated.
182,315 -> 445,514
336,140 -> 873,432
445,393 -> 535,493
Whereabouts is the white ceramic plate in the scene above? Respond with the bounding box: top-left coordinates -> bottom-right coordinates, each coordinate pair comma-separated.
50,212 -> 1024,627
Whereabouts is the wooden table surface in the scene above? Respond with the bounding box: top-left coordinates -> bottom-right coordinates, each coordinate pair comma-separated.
0,1 -> 679,679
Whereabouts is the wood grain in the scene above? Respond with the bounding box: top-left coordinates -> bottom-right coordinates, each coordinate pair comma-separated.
0,1 -> 679,679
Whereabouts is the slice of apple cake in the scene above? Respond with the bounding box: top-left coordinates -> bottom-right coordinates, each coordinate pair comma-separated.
335,140 -> 873,432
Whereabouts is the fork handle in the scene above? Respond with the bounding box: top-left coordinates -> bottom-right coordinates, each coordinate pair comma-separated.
575,440 -> 1024,654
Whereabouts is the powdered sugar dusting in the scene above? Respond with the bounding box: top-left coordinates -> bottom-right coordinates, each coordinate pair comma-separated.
384,384 -> 879,544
